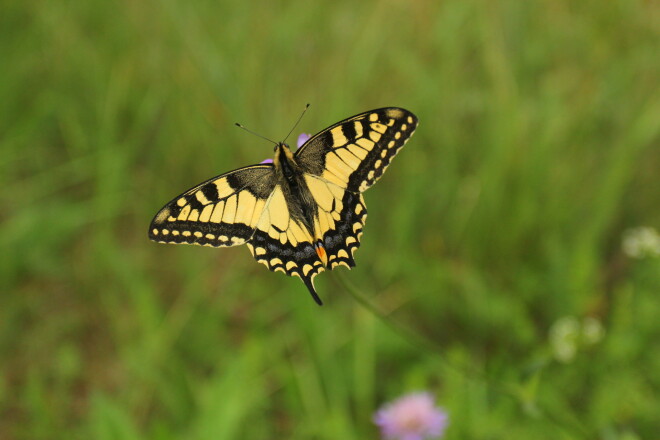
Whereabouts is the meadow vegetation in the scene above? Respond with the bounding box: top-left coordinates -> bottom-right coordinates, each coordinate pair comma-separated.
1,0 -> 659,438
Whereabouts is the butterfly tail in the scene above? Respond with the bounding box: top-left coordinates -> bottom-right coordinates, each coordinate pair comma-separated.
302,275 -> 324,306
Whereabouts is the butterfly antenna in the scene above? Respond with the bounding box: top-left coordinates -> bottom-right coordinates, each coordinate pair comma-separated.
235,123 -> 278,145
282,103 -> 310,143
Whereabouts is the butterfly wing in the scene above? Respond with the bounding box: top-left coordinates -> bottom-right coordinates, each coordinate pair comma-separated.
295,107 -> 418,193
149,164 -> 327,304
148,164 -> 277,247
294,107 -> 417,270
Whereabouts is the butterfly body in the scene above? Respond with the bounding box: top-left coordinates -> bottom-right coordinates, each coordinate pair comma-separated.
272,143 -> 317,236
149,107 -> 418,305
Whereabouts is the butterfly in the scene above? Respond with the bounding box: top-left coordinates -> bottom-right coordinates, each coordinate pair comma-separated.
149,107 -> 418,305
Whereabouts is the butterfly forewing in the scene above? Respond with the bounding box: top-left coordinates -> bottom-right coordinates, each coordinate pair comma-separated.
295,107 -> 418,193
149,165 -> 276,247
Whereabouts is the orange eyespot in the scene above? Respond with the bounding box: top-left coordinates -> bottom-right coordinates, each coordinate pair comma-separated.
314,242 -> 328,267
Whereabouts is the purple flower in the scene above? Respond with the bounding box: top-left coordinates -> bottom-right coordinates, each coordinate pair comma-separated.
260,133 -> 310,164
374,392 -> 448,440
297,132 -> 310,147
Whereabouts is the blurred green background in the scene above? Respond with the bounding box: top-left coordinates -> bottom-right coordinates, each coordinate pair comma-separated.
1,0 -> 659,438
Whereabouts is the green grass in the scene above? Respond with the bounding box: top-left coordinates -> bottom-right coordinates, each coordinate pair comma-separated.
1,0 -> 659,438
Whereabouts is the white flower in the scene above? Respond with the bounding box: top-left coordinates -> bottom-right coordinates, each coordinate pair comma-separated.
549,316 -> 605,363
622,227 -> 660,259
549,316 -> 580,363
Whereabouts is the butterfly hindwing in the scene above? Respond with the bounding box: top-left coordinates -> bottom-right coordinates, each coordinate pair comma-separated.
303,174 -> 367,269
248,220 -> 325,305
149,164 -> 276,247
295,107 -> 418,192
323,191 -> 367,270
246,177 -> 367,304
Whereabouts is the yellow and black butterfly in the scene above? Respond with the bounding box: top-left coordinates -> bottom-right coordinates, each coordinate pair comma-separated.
149,107 -> 418,305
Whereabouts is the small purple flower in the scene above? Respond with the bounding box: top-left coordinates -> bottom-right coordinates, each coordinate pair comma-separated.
260,133 -> 310,165
374,392 -> 448,440
297,133 -> 310,147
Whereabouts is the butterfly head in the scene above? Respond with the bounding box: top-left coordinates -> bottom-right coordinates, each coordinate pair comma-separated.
274,142 -> 295,161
